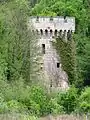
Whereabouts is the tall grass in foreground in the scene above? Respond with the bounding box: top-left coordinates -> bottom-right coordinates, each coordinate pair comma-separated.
0,114 -> 90,120
0,114 -> 38,120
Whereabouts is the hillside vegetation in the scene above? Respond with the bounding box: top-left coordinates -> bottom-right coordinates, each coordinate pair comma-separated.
0,0 -> 90,119
31,0 -> 90,87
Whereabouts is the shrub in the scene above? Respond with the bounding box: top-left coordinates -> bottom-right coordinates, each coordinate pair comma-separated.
77,87 -> 90,113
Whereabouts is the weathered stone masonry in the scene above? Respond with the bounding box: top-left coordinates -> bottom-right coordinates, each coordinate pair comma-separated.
30,16 -> 75,89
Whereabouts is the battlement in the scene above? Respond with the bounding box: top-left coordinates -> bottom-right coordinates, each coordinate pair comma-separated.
30,16 -> 75,32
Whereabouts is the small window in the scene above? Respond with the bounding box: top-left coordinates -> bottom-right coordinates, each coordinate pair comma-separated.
57,63 -> 60,68
42,44 -> 45,54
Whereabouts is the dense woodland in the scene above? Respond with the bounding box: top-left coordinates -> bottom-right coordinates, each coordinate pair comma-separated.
0,0 -> 90,119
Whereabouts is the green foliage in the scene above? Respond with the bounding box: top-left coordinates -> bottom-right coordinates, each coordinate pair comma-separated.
53,38 -> 77,84
48,98 -> 64,115
77,87 -> 90,113
0,0 -> 90,117
31,0 -> 90,87
57,86 -> 78,113
0,0 -> 41,83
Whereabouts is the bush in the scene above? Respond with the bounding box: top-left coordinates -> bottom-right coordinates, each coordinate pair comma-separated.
57,86 -> 78,113
77,87 -> 90,113
48,98 -> 64,115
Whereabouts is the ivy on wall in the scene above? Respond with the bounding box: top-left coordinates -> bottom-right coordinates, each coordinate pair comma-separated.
53,38 -> 77,85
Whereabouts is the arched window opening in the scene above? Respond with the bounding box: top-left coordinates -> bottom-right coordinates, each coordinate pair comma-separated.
45,29 -> 48,35
55,29 -> 58,36
42,44 -> 45,54
67,30 -> 71,40
64,30 -> 66,32
40,29 -> 43,35
50,29 -> 53,35
64,30 -> 66,35
59,30 -> 62,34
60,30 -> 62,32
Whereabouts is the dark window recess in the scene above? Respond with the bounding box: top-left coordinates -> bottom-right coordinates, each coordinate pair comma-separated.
57,63 -> 60,68
42,44 -> 45,54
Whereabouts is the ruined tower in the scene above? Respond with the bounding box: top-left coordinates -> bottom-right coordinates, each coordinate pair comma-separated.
30,16 -> 75,90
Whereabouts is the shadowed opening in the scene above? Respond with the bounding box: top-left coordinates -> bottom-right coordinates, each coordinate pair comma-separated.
45,29 -> 48,35
42,44 -> 45,54
60,30 -> 62,32
64,16 -> 67,23
55,29 -> 58,36
36,16 -> 39,22
57,63 -> 60,68
50,16 -> 53,21
50,29 -> 53,35
67,30 -> 72,40
64,30 -> 66,35
40,29 -> 43,35
59,30 -> 62,34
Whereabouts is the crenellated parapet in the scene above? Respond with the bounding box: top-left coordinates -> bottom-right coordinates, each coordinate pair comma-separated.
30,16 -> 75,41
33,29 -> 73,40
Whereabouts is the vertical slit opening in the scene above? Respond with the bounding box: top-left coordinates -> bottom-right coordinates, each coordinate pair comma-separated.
36,16 -> 39,22
45,29 -> 48,35
64,16 -> 67,23
50,29 -> 53,35
55,29 -> 58,36
40,29 -> 43,35
57,63 -> 60,68
67,30 -> 71,40
50,16 -> 53,21
42,44 -> 45,54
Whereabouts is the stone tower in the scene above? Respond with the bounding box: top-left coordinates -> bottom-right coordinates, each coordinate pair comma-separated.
30,16 -> 75,90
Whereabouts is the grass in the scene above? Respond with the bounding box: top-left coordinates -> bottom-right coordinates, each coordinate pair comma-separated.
39,114 -> 90,120
0,113 -> 38,120
0,114 -> 90,120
